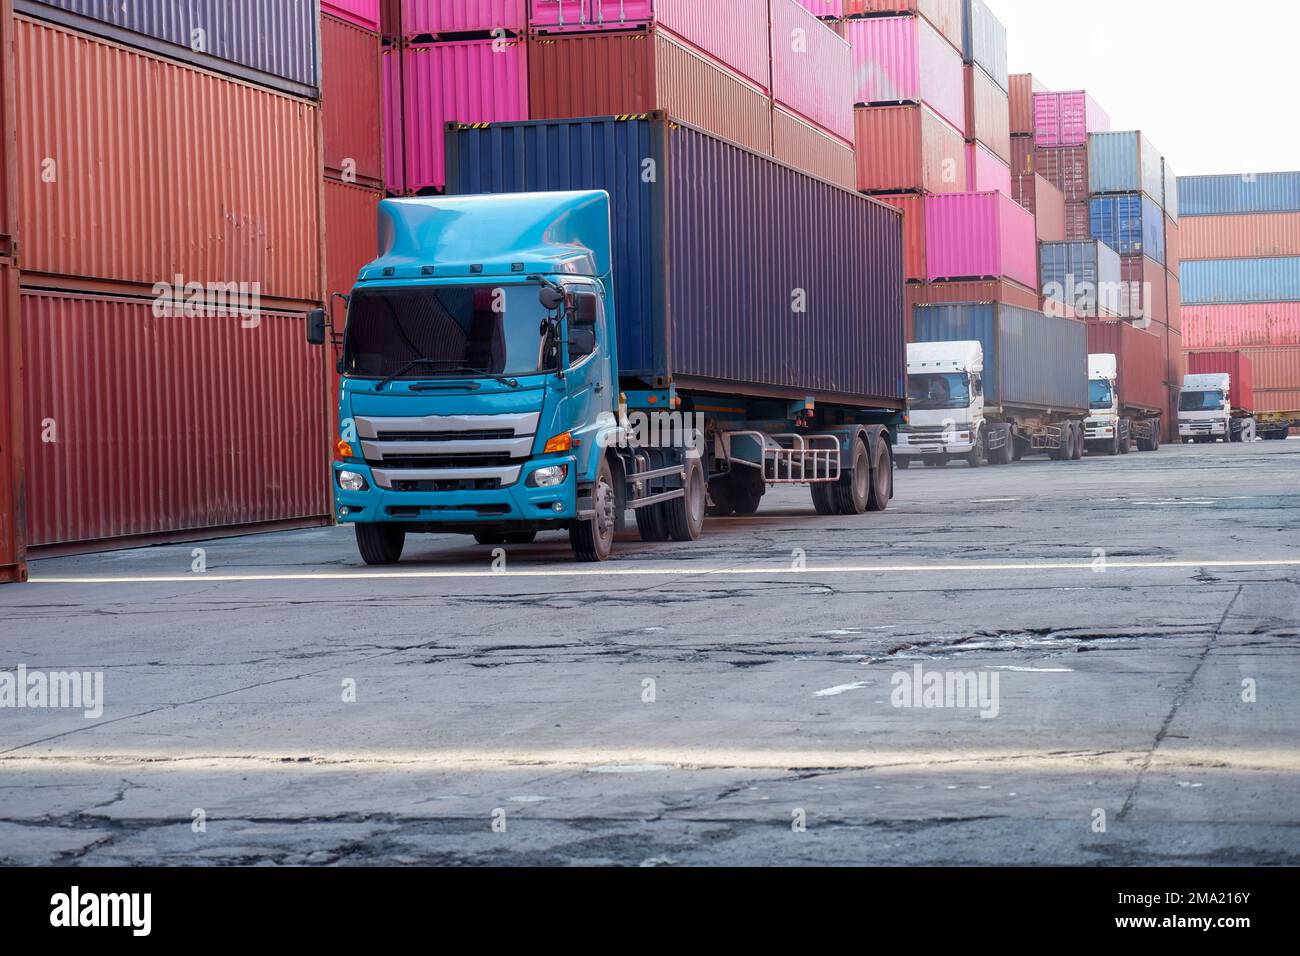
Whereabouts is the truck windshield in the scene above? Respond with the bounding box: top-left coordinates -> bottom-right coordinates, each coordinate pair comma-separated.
908,372 -> 970,410
1089,379 -> 1114,410
1179,390 -> 1225,412
342,285 -> 556,379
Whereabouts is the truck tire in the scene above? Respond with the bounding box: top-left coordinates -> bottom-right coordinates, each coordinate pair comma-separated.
1056,424 -> 1074,461
1072,423 -> 1085,460
966,429 -> 985,468
731,469 -> 764,516
665,458 -> 706,541
635,501 -> 671,542
990,424 -> 1013,465
707,476 -> 735,517
356,523 -> 405,566
811,482 -> 836,515
866,439 -> 892,512
473,532 -> 537,546
833,438 -> 871,514
570,457 -> 616,562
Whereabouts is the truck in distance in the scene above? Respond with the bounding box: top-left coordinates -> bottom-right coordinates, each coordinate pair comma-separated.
1086,354 -> 1162,453
1180,352 -> 1256,443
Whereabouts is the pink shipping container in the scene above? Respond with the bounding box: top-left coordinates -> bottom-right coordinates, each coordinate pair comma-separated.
967,141 -> 1011,198
772,105 -> 855,189
528,0 -> 771,90
1183,303 -> 1300,349
1018,174 -> 1066,241
854,104 -> 966,194
924,191 -> 1038,287
842,15 -> 965,132
1186,351 -> 1255,410
406,0 -> 528,36
848,0 -> 964,51
324,0 -> 382,31
402,38 -> 529,193
771,0 -> 854,143
1033,90 -> 1109,148
794,0 -> 844,16
383,46 -> 404,193
964,63 -> 1010,163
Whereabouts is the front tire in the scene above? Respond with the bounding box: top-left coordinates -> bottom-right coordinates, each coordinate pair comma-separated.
570,457 -> 616,562
665,458 -> 706,541
356,523 -> 405,566
966,428 -> 986,468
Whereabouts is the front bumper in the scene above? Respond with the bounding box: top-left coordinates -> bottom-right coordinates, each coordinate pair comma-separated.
1085,418 -> 1115,441
1179,421 -> 1226,438
896,433 -> 975,457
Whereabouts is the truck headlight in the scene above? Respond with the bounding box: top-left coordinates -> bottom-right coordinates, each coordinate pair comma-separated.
528,465 -> 569,488
337,470 -> 368,492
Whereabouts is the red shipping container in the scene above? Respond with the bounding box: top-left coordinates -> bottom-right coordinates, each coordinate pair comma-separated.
383,45 -> 404,193
1008,73 -> 1044,136
1119,255 -> 1168,326
1036,145 -> 1088,203
324,180 -> 382,403
847,0 -> 964,51
964,63 -> 1010,164
17,17 -> 322,305
1183,303 -> 1300,349
854,104 -> 965,194
1065,201 -> 1089,240
530,29 -> 773,158
0,0 -> 14,257
771,0 -> 854,143
906,277 -> 1039,311
1186,351 -> 1255,411
322,14 -> 384,189
1223,347 -> 1300,392
1255,389 -> 1300,415
407,0 -> 528,37
1179,212 -> 1300,260
0,257 -> 23,582
1167,272 -> 1181,334
773,105 -> 855,189
878,194 -> 926,281
1085,321 -> 1166,414
22,289 -> 331,549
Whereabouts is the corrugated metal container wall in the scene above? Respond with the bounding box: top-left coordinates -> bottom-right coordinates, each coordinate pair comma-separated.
1033,91 -> 1109,148
907,277 -> 1040,312
1181,257 -> 1300,305
1183,303 -> 1300,349
1065,202 -> 1089,241
1088,131 -> 1163,201
913,303 -> 1088,410
406,0 -> 527,36
849,0 -> 964,52
878,194 -> 926,281
23,0 -> 321,96
22,289 -> 330,548
0,0 -> 14,258
1167,271 -> 1181,333
795,0 -> 844,16
1119,255 -> 1167,325
843,15 -> 966,132
771,0 -> 854,143
1178,172 -> 1300,217
1162,157 -> 1178,221
1085,321 -> 1165,413
324,0 -> 381,31
1180,212 -> 1300,260
964,64 -> 1009,163
1028,175 -> 1066,241
324,181 -> 381,300
322,14 -> 384,189
1090,193 -> 1164,263
1164,214 -> 1180,277
404,38 -> 528,193
18,17 -> 322,304
967,141 -> 1010,197
1256,389 -> 1300,415
383,45 -> 404,193
1035,144 -> 1087,203
1039,240 -> 1122,298
924,191 -> 1037,287
530,30 -> 773,158
446,115 -> 905,405
961,0 -> 1007,90
0,258 -> 23,582
854,104 -> 965,194
772,106 -> 855,189
1186,351 -> 1255,410
529,0 -> 771,91
1007,73 -> 1042,135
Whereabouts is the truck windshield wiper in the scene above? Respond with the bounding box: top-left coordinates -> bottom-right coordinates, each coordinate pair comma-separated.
374,358 -> 443,391
409,360 -> 521,389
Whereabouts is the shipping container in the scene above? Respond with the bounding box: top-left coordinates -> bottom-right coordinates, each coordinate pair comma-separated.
18,17 -> 322,304
1026,175 -> 1066,242
1039,240 -> 1122,313
771,0 -> 854,143
1255,389 -> 1300,415
960,0 -> 1006,91
924,191 -> 1037,287
1088,131 -> 1163,201
404,37 -> 528,193
1190,348 -> 1300,392
1180,212 -> 1300,260
324,180 -> 382,301
1119,254 -> 1168,325
1181,257 -> 1300,305
383,45 -> 404,193
445,113 -> 905,404
913,303 -> 1088,411
0,257 -> 23,582
1090,193 -> 1165,263
1178,171 -> 1300,217
405,0 -> 527,37
1167,271 -> 1181,334
1035,144 -> 1087,203
0,0 -> 15,257
1162,157 -> 1178,222
1186,351 -> 1255,411
963,63 -> 1009,163
1008,73 -> 1044,136
322,13 -> 384,189
1032,90 -> 1109,149
794,0 -> 844,16
967,141 -> 1010,197
531,29 -> 773,158
879,194 -> 926,281
848,0 -> 964,52
324,0 -> 381,31
1183,303 -> 1300,349
842,15 -> 965,132
1065,201 -> 1089,241
20,0 -> 321,97
854,104 -> 965,194
22,288 -> 330,549
529,0 -> 771,90
1164,214 -> 1180,277
907,277 -> 1040,312
773,105 -> 855,189
380,0 -> 401,36
1085,321 -> 1166,414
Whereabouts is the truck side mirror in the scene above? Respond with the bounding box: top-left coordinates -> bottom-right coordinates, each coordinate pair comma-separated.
567,326 -> 596,361
572,291 -> 598,328
539,286 -> 566,312
306,308 -> 327,346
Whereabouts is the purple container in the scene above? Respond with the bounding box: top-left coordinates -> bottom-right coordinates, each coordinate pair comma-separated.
1034,90 -> 1109,148
924,190 -> 1038,287
843,14 -> 966,132
771,0 -> 854,143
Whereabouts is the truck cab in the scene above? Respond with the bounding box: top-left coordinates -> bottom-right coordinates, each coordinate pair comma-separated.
1179,373 -> 1231,442
897,341 -> 984,467
1085,353 -> 1127,455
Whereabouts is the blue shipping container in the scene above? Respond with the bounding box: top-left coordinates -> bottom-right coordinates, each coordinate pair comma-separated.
1162,157 -> 1179,221
1090,193 -> 1165,265
962,0 -> 1008,91
1088,131 -> 1163,202
18,0 -> 320,95
1177,172 -> 1300,217
1039,240 -> 1122,300
912,303 -> 1088,412
1181,257 -> 1300,305
445,114 -> 906,408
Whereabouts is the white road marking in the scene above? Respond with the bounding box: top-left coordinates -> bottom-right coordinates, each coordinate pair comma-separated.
813,681 -> 870,697
971,498 -> 1021,503
987,666 -> 1074,673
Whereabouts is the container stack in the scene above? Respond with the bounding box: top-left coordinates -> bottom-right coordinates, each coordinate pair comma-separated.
0,0 -> 21,581
14,1 -> 331,552
1179,171 -> 1300,437
1031,90 -> 1109,243
1008,72 -> 1066,246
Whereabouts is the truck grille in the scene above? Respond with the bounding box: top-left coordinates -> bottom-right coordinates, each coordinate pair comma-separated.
354,411 -> 541,490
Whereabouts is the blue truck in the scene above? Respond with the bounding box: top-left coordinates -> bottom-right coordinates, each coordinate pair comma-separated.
307,115 -> 906,562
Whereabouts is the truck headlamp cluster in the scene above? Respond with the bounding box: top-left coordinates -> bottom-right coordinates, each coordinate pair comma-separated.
337,470 -> 368,492
529,465 -> 569,488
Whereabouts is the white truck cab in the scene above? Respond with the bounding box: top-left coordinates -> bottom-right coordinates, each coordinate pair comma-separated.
897,341 -> 984,467
1179,373 -> 1231,442
1085,354 -> 1127,454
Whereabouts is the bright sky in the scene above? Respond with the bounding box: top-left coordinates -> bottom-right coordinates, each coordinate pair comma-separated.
989,0 -> 1300,177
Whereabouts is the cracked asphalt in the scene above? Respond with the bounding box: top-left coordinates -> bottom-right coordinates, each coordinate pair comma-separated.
1,440 -> 1297,866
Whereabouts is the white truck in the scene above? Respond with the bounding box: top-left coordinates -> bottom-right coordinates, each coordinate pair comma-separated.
1085,354 -> 1162,454
1179,373 -> 1257,443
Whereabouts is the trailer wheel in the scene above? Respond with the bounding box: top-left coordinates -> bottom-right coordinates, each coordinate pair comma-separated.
570,457 -> 616,562
811,482 -> 836,515
356,523 -> 405,566
731,469 -> 765,515
706,476 -> 735,517
473,532 -> 537,546
833,438 -> 871,514
866,439 -> 892,512
665,458 -> 706,541
635,501 -> 671,542
1072,423 -> 1085,460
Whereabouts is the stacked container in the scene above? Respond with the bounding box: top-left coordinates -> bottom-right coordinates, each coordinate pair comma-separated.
1030,90 -> 1109,246
14,2 -> 332,552
1179,171 -> 1300,435
0,0 -> 21,581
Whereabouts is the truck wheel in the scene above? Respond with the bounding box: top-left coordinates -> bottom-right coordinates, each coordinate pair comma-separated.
811,482 -> 836,515
866,439 -> 892,512
707,476 -> 735,517
966,429 -> 985,468
570,457 -> 616,562
665,458 -> 706,541
833,438 -> 871,514
355,523 -> 405,566
473,532 -> 537,546
1072,423 -> 1085,460
635,501 -> 671,542
731,469 -> 764,515
990,425 -> 1013,465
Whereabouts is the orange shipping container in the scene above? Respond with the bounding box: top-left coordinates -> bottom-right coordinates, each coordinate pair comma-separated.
878,194 -> 926,281
1213,346 -> 1300,391
1028,174 -> 1066,241
322,14 -> 384,189
324,180 -> 382,399
854,103 -> 966,194
1182,302 -> 1300,349
964,63 -> 1010,164
17,17 -> 322,305
1255,389 -> 1300,414
1180,212 -> 1300,260
1008,73 -> 1044,136
772,105 -> 855,189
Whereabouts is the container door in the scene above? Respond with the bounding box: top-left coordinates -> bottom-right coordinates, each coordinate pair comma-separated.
532,0 -> 593,30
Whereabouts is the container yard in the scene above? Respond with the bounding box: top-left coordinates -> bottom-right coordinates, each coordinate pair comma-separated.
0,0 -> 1298,893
